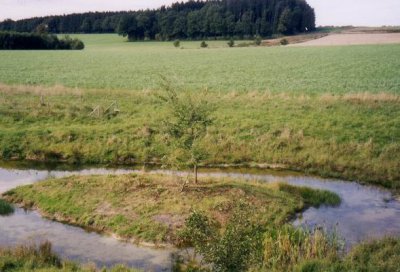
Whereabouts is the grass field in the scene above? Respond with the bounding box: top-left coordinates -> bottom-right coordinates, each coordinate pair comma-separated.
0,34 -> 399,189
0,34 -> 399,93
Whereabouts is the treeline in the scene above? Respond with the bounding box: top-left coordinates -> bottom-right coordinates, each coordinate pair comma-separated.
0,32 -> 84,50
0,0 -> 315,40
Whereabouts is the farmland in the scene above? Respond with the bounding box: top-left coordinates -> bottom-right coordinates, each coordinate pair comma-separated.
0,34 -> 399,190
0,34 -> 399,93
1,31 -> 400,271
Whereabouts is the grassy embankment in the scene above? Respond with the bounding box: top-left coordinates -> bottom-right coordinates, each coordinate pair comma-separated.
0,84 -> 399,190
3,173 -> 339,245
0,242 -> 138,272
1,238 -> 398,272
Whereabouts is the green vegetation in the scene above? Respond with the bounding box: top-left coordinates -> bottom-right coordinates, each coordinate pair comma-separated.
293,237 -> 400,272
158,82 -> 214,184
0,199 -> 14,215
0,34 -> 399,93
0,31 -> 84,50
0,83 -> 398,189
0,241 -> 138,271
3,173 -> 339,245
178,214 -> 400,271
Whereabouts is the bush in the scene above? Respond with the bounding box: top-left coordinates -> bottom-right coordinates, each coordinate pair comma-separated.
0,31 -> 85,50
200,41 -> 208,48
178,204 -> 263,271
254,35 -> 262,46
173,39 -> 180,48
280,38 -> 289,45
227,38 -> 235,47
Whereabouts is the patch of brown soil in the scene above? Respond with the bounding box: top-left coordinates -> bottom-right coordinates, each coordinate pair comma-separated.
292,33 -> 400,47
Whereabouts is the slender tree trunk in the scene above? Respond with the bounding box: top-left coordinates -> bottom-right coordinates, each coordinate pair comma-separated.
194,164 -> 198,184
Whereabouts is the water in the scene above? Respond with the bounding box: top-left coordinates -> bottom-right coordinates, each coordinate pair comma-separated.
1,164 -> 400,268
192,169 -> 400,245
0,166 -> 173,271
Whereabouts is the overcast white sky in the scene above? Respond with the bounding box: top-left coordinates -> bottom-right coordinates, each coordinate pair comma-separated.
0,0 -> 399,26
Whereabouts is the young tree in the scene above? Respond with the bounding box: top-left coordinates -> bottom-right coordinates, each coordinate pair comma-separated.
158,79 -> 214,185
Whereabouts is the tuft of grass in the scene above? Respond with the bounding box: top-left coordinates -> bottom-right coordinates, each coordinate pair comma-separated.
0,199 -> 14,215
0,241 -> 140,271
293,237 -> 400,272
278,183 -> 341,208
263,225 -> 342,271
3,173 -> 340,245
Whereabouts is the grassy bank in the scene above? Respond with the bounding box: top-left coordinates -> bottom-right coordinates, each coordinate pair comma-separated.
1,84 -> 399,190
3,173 -> 339,245
0,242 -> 138,272
2,238 -> 399,272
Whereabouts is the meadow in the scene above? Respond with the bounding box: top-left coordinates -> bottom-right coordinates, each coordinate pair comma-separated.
0,34 -> 399,189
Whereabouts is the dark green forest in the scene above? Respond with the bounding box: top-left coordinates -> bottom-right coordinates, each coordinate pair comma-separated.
0,0 -> 315,40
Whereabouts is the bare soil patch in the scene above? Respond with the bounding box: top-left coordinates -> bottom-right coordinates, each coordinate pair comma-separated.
292,33 -> 400,47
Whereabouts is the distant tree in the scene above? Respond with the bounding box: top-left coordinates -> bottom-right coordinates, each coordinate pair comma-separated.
278,8 -> 293,35
80,18 -> 92,33
200,40 -> 208,48
117,15 -> 138,41
158,78 -> 214,186
35,23 -> 48,34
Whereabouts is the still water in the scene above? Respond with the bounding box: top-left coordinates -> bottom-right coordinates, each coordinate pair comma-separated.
1,164 -> 399,269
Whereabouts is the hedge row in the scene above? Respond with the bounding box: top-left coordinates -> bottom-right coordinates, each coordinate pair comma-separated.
0,31 -> 84,50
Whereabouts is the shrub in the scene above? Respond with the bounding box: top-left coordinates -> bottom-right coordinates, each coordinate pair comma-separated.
200,41 -> 208,48
280,38 -> 289,45
254,35 -> 262,46
178,203 -> 263,271
227,38 -> 235,47
0,199 -> 14,215
173,39 -> 180,48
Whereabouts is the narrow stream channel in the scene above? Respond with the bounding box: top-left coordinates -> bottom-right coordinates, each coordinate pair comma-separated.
1,164 -> 400,270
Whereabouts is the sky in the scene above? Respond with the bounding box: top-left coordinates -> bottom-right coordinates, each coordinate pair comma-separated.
0,0 -> 399,26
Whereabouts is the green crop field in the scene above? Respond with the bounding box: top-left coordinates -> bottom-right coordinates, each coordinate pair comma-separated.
0,34 -> 399,93
0,34 -> 399,190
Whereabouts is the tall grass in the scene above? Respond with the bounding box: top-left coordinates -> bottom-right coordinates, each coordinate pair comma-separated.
0,241 -> 140,271
263,225 -> 342,271
1,84 -> 398,189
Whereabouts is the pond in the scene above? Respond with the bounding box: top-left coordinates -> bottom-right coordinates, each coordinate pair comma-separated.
1,163 -> 399,269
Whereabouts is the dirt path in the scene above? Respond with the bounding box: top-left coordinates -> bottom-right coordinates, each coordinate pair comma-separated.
292,33 -> 400,47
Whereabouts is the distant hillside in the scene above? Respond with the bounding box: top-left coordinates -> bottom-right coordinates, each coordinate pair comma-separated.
0,0 -> 316,40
